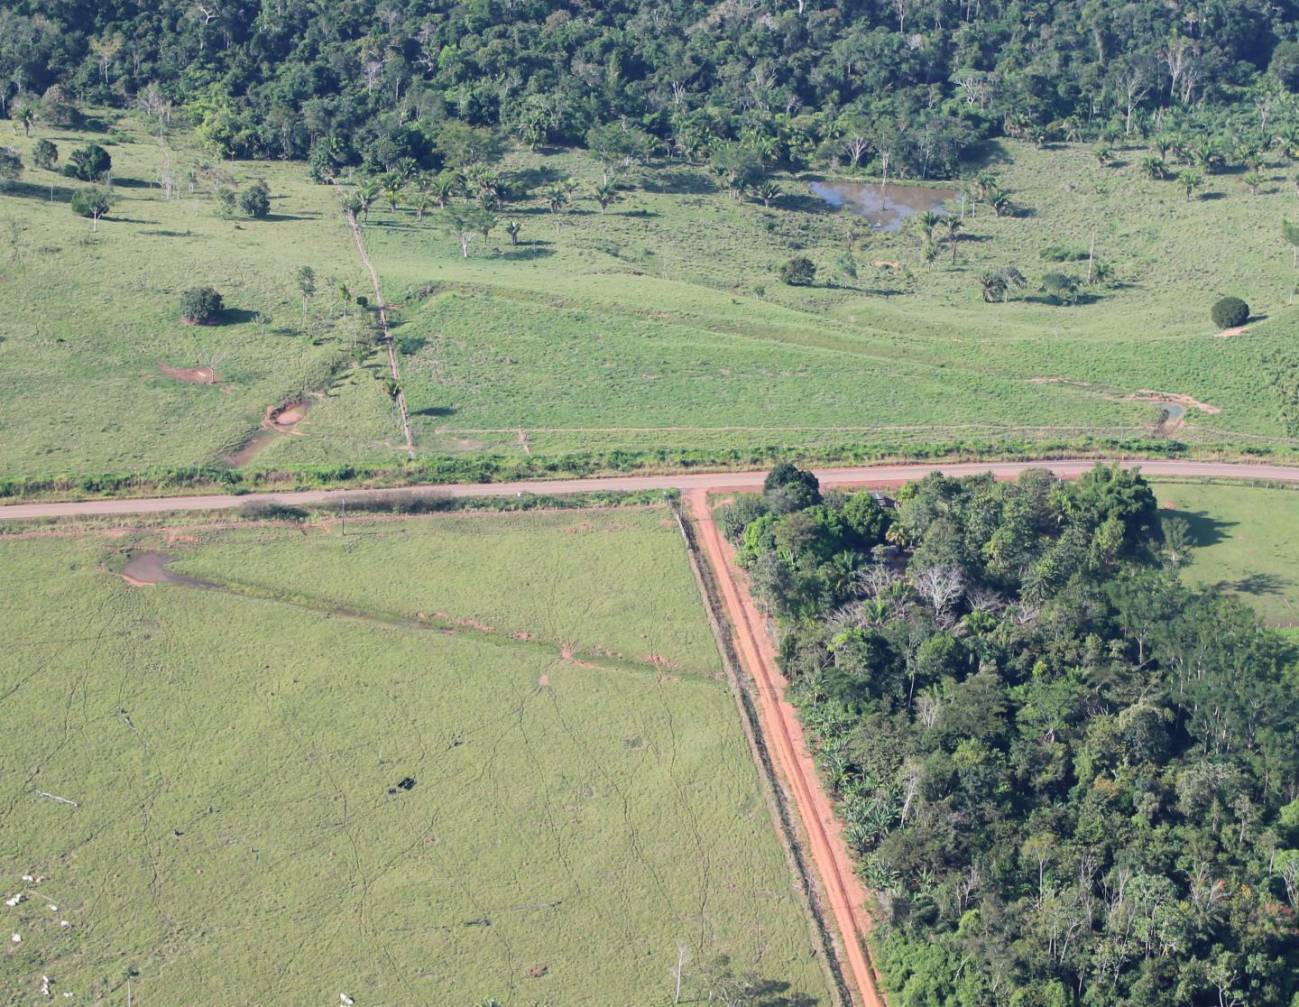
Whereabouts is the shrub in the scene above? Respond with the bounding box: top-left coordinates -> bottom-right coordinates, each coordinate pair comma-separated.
1210,296 -> 1249,329
180,286 -> 224,324
1040,272 -> 1080,306
39,84 -> 78,126
32,138 -> 57,170
0,147 -> 20,190
238,179 -> 271,218
70,186 -> 114,224
1039,244 -> 1088,262
780,256 -> 817,286
65,143 -> 111,181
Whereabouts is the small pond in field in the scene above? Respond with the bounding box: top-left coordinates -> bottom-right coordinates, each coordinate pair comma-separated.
809,179 -> 958,231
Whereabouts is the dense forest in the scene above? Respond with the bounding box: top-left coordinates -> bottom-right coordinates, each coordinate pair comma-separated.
9,1 -> 1299,178
721,466 -> 1299,1005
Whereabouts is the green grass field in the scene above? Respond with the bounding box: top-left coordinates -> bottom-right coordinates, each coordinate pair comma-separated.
4,112 -> 1299,486
1154,480 -> 1299,628
0,506 -> 832,1004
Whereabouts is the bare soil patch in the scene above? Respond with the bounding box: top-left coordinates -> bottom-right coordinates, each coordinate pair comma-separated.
159,363 -> 219,385
1128,390 -> 1220,414
119,552 -> 214,589
1215,325 -> 1248,339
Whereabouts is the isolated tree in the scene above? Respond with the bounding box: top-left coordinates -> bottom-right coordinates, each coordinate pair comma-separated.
986,185 -> 1013,216
543,183 -> 570,214
1210,296 -> 1249,328
1040,272 -> 1080,305
180,286 -> 224,324
15,100 -> 36,137
1283,219 -> 1299,267
505,219 -> 521,246
295,265 -> 316,326
980,266 -> 1026,303
32,139 -> 58,171
411,192 -> 434,219
354,178 -> 380,221
238,179 -> 271,218
0,148 -> 21,190
1141,155 -> 1168,180
380,171 -> 404,212
944,216 -> 963,261
40,85 -> 77,127
755,180 -> 782,207
65,143 -> 111,182
70,186 -> 114,229
780,256 -> 817,286
592,180 -> 620,212
1243,170 -> 1265,196
1178,169 -> 1203,201
1095,145 -> 1113,167
446,204 -> 495,257
915,210 -> 942,245
710,141 -> 764,201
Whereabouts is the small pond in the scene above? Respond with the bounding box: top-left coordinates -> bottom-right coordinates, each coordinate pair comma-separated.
809,179 -> 959,232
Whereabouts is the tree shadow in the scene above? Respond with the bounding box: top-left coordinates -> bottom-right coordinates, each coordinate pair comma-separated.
1199,191 -> 1227,201
962,138 -> 1014,170
642,170 -> 716,195
396,335 -> 427,354
411,405 -> 456,417
4,180 -> 76,202
507,165 -> 566,190
500,246 -> 555,261
1164,507 -> 1236,547
111,176 -> 154,189
138,229 -> 194,237
109,216 -> 162,225
1216,572 -> 1292,597
263,212 -> 315,222
221,307 -> 261,325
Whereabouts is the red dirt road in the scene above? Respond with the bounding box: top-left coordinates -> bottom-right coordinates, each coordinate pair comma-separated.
688,490 -> 885,1007
6,458 -> 1299,522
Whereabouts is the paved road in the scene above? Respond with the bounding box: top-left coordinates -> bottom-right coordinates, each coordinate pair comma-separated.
3,458 -> 1299,522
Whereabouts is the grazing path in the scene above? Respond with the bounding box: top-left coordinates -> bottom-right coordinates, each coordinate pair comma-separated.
687,488 -> 885,1007
5,458 -> 1299,522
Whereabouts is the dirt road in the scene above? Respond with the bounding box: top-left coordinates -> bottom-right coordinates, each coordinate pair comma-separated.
5,458 -> 1299,522
687,489 -> 886,1007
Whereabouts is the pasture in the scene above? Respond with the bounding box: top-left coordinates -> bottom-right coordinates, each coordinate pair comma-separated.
4,112 -> 1299,487
1154,479 -> 1299,628
0,506 -> 832,1004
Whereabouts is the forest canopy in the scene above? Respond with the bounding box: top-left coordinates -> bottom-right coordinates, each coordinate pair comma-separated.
721,466 -> 1299,1006
8,1 -> 1299,178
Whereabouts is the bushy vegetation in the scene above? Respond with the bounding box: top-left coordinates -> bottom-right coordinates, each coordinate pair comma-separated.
1212,296 -> 1250,328
179,285 -> 223,324
722,464 -> 1299,1005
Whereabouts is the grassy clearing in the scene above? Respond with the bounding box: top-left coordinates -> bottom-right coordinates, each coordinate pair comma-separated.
0,113 -> 396,481
5,118 -> 1299,486
1153,479 -> 1299,628
0,507 -> 831,1004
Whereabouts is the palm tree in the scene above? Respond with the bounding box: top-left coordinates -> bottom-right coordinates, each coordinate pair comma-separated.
1178,169 -> 1204,202
987,186 -> 1013,217
354,178 -> 380,221
755,180 -> 783,207
543,183 -> 569,214
944,216 -> 962,261
505,220 -> 521,246
1141,155 -> 1168,180
411,192 -> 434,220
1243,170 -> 1265,196
431,175 -> 456,208
1095,145 -> 1112,167
592,180 -> 619,212
915,210 -> 942,245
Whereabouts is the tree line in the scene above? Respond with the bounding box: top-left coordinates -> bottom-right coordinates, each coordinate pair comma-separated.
720,464 -> 1299,1005
8,1 -> 1299,180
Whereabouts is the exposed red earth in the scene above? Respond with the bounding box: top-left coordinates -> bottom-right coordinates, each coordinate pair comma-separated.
688,488 -> 886,1007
